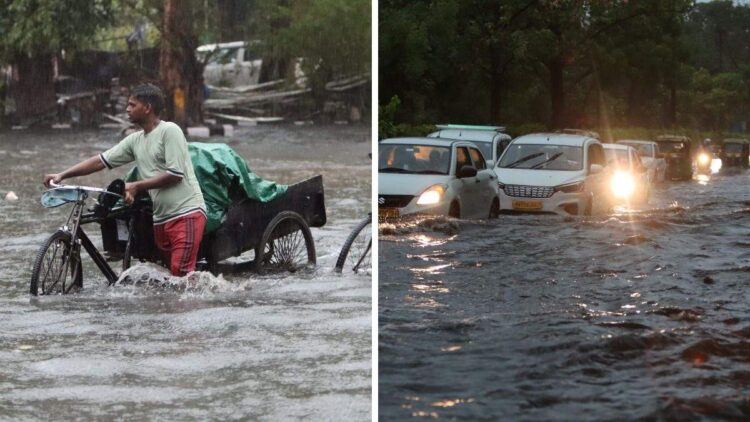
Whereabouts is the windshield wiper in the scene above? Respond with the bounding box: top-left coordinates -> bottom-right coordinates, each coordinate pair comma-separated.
530,152 -> 564,169
414,170 -> 445,175
504,152 -> 545,168
379,167 -> 413,173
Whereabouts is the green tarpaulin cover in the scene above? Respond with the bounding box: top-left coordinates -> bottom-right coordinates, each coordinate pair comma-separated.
125,142 -> 288,233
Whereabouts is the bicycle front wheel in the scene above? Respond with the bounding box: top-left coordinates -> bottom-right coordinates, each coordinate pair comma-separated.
30,230 -> 83,296
335,215 -> 372,274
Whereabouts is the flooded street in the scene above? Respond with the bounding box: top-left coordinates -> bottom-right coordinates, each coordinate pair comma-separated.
0,124 -> 371,420
380,172 -> 750,420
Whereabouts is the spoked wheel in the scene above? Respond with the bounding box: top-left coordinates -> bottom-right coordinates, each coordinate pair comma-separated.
30,230 -> 83,296
255,211 -> 316,275
335,215 -> 371,274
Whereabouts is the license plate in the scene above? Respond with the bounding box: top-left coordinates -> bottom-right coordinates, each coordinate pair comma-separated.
512,200 -> 543,210
379,208 -> 400,219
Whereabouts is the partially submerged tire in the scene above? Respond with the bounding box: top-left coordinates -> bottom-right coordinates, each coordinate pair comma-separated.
335,215 -> 371,274
255,211 -> 316,275
449,202 -> 461,218
30,230 -> 82,296
583,196 -> 593,216
488,199 -> 500,219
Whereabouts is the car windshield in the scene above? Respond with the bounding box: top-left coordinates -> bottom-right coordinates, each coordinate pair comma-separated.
378,144 -> 451,175
605,148 -> 630,169
724,142 -> 744,153
621,142 -> 653,157
498,144 -> 583,170
657,141 -> 688,154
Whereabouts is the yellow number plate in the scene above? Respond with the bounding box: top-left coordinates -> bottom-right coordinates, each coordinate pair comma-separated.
379,208 -> 400,219
512,200 -> 543,210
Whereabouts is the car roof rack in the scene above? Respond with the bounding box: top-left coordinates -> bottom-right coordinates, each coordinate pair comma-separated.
557,128 -> 600,139
435,124 -> 507,132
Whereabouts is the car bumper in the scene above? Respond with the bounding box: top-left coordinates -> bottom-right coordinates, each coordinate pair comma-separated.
498,190 -> 588,216
378,199 -> 452,219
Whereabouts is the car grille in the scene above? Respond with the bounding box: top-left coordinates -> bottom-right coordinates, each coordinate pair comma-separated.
503,184 -> 554,198
378,194 -> 414,208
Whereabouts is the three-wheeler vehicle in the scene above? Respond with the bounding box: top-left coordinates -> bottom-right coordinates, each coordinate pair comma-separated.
720,138 -> 750,169
655,135 -> 693,181
30,143 -> 326,295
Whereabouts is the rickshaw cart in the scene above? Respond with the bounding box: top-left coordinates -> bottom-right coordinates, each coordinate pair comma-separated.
31,168 -> 326,295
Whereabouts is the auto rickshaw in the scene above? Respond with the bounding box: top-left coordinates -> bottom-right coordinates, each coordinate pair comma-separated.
655,135 -> 692,181
720,138 -> 750,169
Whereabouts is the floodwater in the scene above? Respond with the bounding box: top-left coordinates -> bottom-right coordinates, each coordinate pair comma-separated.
0,124 -> 371,420
380,170 -> 750,421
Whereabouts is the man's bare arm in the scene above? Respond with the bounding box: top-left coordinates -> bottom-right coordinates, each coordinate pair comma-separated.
43,156 -> 106,187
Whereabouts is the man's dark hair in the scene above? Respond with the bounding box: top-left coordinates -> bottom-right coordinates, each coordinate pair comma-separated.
131,84 -> 165,115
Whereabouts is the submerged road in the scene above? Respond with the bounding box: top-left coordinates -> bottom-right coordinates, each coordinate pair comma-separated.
0,124 -> 371,420
380,170 -> 750,421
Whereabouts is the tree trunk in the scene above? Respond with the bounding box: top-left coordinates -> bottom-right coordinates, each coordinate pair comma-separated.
489,55 -> 504,125
549,54 -> 566,129
13,53 -> 56,124
160,0 -> 204,129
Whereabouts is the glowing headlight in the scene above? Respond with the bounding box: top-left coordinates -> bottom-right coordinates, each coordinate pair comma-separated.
710,158 -> 722,174
697,153 -> 710,166
416,185 -> 445,205
611,171 -> 635,198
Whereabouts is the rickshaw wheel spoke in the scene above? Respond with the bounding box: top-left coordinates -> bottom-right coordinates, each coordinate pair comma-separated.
255,211 -> 316,275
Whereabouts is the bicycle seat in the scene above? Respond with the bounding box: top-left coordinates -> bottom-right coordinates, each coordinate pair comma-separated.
95,179 -> 125,217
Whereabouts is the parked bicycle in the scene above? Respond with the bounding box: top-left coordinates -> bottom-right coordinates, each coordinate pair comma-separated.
335,213 -> 371,274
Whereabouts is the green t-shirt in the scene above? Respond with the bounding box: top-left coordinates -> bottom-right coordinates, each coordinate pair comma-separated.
100,121 -> 205,224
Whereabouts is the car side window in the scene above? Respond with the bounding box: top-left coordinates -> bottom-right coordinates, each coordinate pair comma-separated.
497,140 -> 510,159
468,148 -> 487,170
587,144 -> 605,170
456,147 -> 472,171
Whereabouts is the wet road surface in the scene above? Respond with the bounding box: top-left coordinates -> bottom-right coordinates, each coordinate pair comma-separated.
380,171 -> 750,421
0,124 -> 371,420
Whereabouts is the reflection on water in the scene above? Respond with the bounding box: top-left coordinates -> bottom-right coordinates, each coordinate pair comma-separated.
380,171 -> 750,420
0,125 -> 371,420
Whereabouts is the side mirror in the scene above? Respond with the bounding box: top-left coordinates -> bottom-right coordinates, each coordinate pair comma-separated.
589,164 -> 603,175
457,165 -> 478,178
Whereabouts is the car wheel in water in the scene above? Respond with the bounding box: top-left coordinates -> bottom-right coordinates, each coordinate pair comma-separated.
488,199 -> 499,219
449,202 -> 460,218
583,196 -> 593,216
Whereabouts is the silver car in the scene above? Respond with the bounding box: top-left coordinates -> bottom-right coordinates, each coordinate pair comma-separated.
378,138 -> 499,219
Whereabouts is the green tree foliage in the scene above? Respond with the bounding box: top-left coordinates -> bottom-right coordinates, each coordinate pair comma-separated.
0,0 -> 113,58
0,0 -> 114,121
380,0 -> 750,136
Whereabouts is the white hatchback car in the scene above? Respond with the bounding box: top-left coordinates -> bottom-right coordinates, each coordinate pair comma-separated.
603,143 -> 651,204
494,133 -> 609,216
378,138 -> 499,219
427,124 -> 512,167
616,140 -> 666,183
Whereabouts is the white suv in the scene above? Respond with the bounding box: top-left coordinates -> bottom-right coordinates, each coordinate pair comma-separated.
428,124 -> 512,166
197,41 -> 262,87
494,133 -> 609,216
